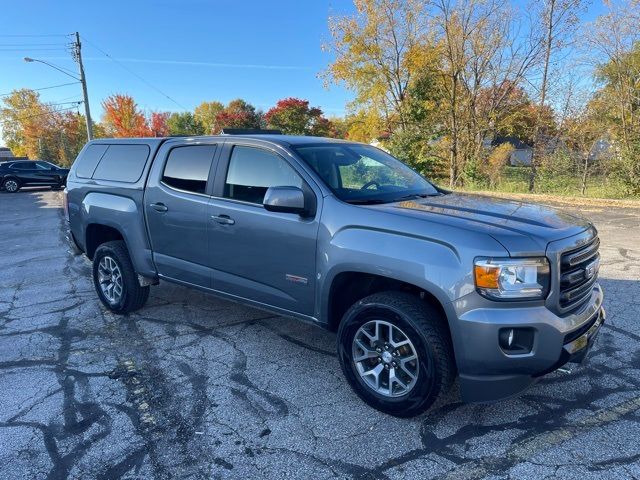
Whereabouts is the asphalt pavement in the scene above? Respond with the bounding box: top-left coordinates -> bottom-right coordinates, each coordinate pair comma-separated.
1,189 -> 639,479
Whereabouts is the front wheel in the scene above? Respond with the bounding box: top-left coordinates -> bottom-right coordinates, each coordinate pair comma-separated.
337,292 -> 455,417
92,240 -> 149,314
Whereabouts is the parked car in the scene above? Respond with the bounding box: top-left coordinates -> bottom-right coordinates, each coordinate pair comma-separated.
64,133 -> 604,417
0,160 -> 69,192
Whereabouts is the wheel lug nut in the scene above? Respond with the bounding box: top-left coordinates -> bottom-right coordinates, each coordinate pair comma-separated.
376,348 -> 382,353
384,364 -> 389,370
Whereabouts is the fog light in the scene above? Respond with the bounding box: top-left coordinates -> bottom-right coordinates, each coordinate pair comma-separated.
499,328 -> 534,354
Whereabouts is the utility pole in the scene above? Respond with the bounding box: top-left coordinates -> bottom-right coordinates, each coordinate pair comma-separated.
72,32 -> 93,141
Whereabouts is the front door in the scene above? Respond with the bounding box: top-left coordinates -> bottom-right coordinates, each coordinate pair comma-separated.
144,142 -> 218,288
34,162 -> 62,185
207,143 -> 320,316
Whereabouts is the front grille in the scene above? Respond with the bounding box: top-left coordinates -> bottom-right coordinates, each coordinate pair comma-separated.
559,236 -> 600,310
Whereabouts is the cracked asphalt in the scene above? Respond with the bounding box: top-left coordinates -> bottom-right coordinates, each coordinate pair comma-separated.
1,189 -> 639,479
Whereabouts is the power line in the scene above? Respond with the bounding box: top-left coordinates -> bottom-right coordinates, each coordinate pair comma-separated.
5,105 -> 81,122
0,43 -> 69,47
81,35 -> 188,111
0,48 -> 69,51
0,34 -> 72,37
0,82 -> 80,97
3,100 -> 83,112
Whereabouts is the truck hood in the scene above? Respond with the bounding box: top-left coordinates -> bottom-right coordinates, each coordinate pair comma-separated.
372,193 -> 592,256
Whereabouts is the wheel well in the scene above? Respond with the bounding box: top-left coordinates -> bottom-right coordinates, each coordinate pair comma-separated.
327,272 -> 450,334
85,224 -> 124,259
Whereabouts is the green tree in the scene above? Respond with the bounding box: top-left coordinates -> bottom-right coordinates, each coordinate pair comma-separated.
167,112 -> 205,136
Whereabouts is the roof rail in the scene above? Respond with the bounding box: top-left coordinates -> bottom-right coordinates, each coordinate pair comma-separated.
220,128 -> 282,135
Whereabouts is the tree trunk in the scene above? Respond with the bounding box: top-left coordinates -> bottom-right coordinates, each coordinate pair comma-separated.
529,0 -> 555,192
580,154 -> 589,196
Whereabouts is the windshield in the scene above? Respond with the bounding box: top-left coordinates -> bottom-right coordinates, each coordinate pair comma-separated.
292,143 -> 439,204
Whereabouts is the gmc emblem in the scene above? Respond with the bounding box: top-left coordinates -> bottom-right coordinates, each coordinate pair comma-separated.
585,258 -> 600,279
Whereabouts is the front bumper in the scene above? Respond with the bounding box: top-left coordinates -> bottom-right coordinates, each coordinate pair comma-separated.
452,284 -> 604,403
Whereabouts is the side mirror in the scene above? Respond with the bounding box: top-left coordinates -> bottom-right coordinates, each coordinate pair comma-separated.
263,186 -> 313,217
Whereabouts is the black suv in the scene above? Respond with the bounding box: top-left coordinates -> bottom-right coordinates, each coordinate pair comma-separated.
0,160 -> 69,193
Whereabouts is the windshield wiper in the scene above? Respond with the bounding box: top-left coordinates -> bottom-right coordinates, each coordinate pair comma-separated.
345,198 -> 390,205
392,193 -> 438,202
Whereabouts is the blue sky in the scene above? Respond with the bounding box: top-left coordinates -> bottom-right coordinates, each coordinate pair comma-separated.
0,0 -> 614,130
0,0 -> 357,123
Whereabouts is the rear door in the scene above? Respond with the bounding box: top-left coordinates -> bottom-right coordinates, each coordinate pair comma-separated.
207,141 -> 321,316
10,162 -> 39,184
144,140 -> 219,288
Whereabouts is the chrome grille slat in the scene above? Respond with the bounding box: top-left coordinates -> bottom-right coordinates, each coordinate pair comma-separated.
559,236 -> 600,310
561,238 -> 599,268
560,274 -> 598,304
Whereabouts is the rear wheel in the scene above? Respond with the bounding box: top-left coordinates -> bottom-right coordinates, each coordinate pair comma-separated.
337,291 -> 455,417
93,241 -> 149,314
2,178 -> 20,193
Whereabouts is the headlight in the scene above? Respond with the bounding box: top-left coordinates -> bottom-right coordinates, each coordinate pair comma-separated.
474,257 -> 550,300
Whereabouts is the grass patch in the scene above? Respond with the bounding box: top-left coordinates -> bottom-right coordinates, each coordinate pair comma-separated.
461,166 -> 638,200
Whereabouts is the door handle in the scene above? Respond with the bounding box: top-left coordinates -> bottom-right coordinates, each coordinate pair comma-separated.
150,202 -> 168,213
211,214 -> 235,225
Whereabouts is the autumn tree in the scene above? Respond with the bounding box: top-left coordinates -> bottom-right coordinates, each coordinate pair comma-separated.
324,0 -> 430,134
264,98 -> 334,136
102,94 -> 151,137
149,112 -> 170,137
57,111 -> 87,165
1,89 -> 52,158
0,89 -> 86,165
194,101 -> 224,134
215,99 -> 262,130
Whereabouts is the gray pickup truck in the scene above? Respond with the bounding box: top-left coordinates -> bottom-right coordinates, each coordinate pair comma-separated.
65,132 -> 604,416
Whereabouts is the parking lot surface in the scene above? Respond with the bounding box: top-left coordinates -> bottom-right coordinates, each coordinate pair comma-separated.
1,189 -> 639,479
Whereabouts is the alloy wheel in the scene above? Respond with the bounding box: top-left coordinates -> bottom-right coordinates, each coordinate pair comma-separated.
352,319 -> 419,397
4,180 -> 18,193
97,256 -> 124,305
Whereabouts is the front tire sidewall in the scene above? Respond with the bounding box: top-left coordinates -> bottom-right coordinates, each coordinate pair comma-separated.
338,301 -> 439,416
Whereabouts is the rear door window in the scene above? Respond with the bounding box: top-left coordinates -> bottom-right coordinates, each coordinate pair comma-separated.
10,162 -> 35,170
161,145 -> 217,195
92,144 -> 151,183
75,144 -> 109,178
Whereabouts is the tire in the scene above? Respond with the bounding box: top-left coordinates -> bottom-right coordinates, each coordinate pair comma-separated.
2,178 -> 21,193
337,291 -> 455,417
92,240 -> 149,314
